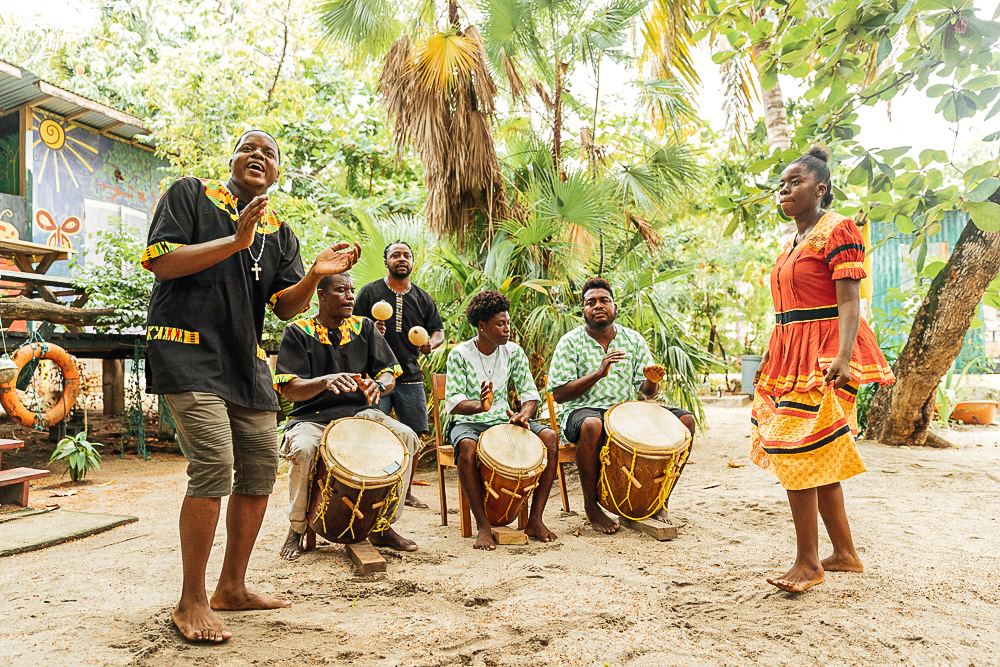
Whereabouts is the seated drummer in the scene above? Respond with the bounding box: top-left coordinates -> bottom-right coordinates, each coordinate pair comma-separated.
274,272 -> 420,559
548,278 -> 696,534
445,290 -> 560,550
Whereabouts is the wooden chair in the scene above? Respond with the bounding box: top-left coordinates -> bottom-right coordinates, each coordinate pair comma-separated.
431,373 -> 472,537
543,388 -> 577,513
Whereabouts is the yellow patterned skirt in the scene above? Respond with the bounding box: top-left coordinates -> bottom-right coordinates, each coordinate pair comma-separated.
750,382 -> 865,491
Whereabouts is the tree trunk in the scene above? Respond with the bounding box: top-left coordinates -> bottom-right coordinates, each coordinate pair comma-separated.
552,62 -> 567,180
866,193 -> 1000,446
0,296 -> 116,326
751,42 -> 791,151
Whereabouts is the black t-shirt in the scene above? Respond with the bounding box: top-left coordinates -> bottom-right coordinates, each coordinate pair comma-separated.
142,177 -> 305,411
273,315 -> 402,426
354,279 -> 443,382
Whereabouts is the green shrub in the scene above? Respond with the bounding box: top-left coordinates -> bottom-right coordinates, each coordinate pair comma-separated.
48,431 -> 103,482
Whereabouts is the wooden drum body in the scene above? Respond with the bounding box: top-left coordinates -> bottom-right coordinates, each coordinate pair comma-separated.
307,417 -> 410,544
477,424 -> 546,526
598,402 -> 692,521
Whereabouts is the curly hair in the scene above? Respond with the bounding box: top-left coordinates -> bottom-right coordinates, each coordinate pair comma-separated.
466,290 -> 510,327
790,145 -> 834,209
581,277 -> 614,305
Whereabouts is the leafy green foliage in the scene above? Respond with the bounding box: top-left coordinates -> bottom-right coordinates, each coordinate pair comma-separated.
70,227 -> 154,329
48,431 -> 103,483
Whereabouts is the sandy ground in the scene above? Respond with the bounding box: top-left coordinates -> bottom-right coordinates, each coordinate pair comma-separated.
2,405 -> 1000,667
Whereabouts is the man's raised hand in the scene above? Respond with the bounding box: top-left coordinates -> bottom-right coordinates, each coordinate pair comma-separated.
313,242 -> 362,276
597,350 -> 627,378
480,381 -> 494,412
506,409 -> 530,429
360,377 -> 380,405
643,365 -> 666,383
234,195 -> 268,249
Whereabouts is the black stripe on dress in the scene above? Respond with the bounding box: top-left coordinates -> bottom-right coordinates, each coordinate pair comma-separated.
762,424 -> 852,455
826,243 -> 865,263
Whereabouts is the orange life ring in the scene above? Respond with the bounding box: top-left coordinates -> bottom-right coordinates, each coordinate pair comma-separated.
0,342 -> 80,428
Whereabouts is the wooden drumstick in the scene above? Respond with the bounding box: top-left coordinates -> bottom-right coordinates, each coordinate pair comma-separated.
341,496 -> 365,519
621,466 -> 643,489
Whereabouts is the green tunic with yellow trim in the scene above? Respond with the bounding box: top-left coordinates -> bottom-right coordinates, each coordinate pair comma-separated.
143,177 -> 305,411
273,316 -> 402,426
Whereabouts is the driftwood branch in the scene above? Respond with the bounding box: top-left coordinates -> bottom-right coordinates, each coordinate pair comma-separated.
0,296 -> 116,326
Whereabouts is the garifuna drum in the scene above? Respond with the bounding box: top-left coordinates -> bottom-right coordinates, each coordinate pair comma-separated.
598,401 -> 692,521
477,424 -> 547,526
308,417 -> 411,544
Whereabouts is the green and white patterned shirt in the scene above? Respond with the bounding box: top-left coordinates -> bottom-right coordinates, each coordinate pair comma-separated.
445,338 -> 540,426
547,324 -> 654,430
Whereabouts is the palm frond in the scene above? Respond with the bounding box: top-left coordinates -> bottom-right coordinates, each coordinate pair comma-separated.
316,0 -> 403,59
635,78 -> 699,141
640,0 -> 701,88
721,53 -> 761,140
414,30 -> 481,90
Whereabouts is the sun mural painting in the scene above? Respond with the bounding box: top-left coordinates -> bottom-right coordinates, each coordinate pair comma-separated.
33,114 -> 97,193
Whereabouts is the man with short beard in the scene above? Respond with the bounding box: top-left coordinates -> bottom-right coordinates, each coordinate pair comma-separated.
143,130 -> 360,643
548,278 -> 696,535
355,241 -> 444,509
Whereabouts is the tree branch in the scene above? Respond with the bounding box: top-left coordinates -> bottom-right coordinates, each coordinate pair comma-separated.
0,297 -> 116,327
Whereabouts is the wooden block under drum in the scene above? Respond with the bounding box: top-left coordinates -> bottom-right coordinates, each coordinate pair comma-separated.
346,540 -> 387,575
490,526 -> 528,545
617,515 -> 677,541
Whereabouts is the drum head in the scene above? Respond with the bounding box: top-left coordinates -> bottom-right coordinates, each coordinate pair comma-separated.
605,402 -> 688,454
478,424 -> 544,475
321,418 -> 406,482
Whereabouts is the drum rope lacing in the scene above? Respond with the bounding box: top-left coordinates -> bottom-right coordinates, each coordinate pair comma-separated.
598,428 -> 692,521
482,466 -> 525,524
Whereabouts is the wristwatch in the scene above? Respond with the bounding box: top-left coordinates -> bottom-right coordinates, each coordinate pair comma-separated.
374,379 -> 387,393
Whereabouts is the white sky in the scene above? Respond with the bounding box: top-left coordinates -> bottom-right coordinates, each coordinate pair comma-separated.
6,0 -> 999,160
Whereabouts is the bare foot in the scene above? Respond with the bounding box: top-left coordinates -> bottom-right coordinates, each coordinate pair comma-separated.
584,503 -> 619,534
404,493 -> 428,509
280,528 -> 305,560
172,600 -> 232,643
369,527 -> 418,552
652,507 -> 673,525
210,587 -> 290,611
473,525 -> 496,550
766,563 -> 825,592
524,517 -> 557,543
821,553 -> 864,572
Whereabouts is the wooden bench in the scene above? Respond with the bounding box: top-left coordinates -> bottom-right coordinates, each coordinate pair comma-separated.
0,438 -> 49,506
0,269 -> 88,301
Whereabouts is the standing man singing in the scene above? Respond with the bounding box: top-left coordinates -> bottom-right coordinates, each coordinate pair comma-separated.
355,241 -> 444,509
143,130 -> 360,643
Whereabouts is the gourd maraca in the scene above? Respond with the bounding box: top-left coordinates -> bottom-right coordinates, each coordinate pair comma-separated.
371,300 -> 393,321
408,326 -> 429,347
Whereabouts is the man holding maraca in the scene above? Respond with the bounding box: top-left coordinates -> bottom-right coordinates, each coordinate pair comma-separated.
355,241 -> 444,509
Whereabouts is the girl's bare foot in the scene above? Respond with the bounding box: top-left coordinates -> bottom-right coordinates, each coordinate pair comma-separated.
821,553 -> 864,572
210,587 -> 290,611
173,601 -> 232,642
766,563 -> 825,592
473,525 -> 496,550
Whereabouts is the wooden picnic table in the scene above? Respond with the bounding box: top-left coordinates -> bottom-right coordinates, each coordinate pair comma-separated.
0,239 -> 88,332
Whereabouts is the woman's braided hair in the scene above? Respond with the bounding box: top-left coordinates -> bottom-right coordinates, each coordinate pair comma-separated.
791,145 -> 834,208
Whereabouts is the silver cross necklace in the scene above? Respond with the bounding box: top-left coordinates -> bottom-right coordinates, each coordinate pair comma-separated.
248,216 -> 266,281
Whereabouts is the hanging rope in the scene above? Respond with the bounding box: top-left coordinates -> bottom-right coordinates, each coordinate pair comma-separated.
121,340 -> 148,460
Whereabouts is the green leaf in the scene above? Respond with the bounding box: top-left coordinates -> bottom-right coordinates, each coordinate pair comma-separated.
915,240 -> 928,274
964,74 -> 1000,91
876,35 -> 892,65
968,201 -> 1000,231
926,83 -> 952,98
985,130 -> 1000,142
971,317 -> 984,328
876,147 -> 910,163
966,178 -> 1000,203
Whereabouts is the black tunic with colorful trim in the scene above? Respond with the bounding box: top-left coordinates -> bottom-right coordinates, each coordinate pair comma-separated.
142,177 -> 305,411
272,316 -> 402,426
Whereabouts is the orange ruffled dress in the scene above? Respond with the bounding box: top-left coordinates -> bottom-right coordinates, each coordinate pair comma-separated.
751,212 -> 894,490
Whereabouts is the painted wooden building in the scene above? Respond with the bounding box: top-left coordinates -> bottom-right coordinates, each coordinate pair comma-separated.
0,59 -> 165,275
869,211 -> 991,372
